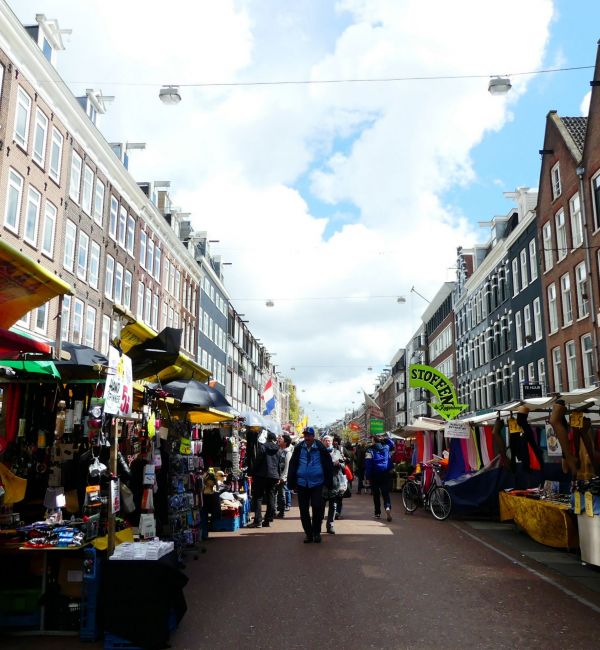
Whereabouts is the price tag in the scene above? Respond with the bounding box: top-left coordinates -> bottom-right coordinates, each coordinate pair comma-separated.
574,492 -> 582,515
570,411 -> 584,429
585,492 -> 594,517
508,417 -> 522,434
180,437 -> 191,455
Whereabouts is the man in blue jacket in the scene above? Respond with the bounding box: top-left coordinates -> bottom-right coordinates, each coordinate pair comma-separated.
287,427 -> 334,543
364,433 -> 394,521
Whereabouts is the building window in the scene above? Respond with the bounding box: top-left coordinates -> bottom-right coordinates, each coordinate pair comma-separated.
518,367 -> 525,395
137,282 -> 144,320
76,231 -> 89,281
548,283 -> 558,333
32,109 -> 48,168
154,247 -> 161,282
69,151 -> 82,203
144,287 -> 152,324
23,186 -> 42,246
49,128 -> 63,183
81,165 -> 94,216
139,231 -> 147,269
175,270 -> 181,300
109,196 -> 118,240
114,263 -> 124,305
124,271 -> 132,310
41,200 -> 57,258
538,359 -> 546,393
512,258 -> 519,296
515,311 -> 523,350
84,305 -> 96,348
520,249 -> 528,290
33,303 -> 48,335
551,162 -> 561,200
146,240 -> 154,277
4,168 -> 24,233
560,273 -> 573,326
575,262 -> 589,319
542,221 -> 553,271
565,340 -> 578,391
63,219 -> 77,273
552,347 -> 563,393
104,255 -> 114,300
523,305 -> 532,343
89,241 -> 100,289
14,87 -> 31,149
528,239 -> 538,281
61,295 -> 71,343
126,215 -> 135,256
72,299 -> 84,344
152,294 -> 159,330
533,297 -> 542,341
101,315 -> 111,355
555,209 -> 567,261
94,179 -> 105,226
581,334 -> 594,387
118,206 -> 127,247
593,174 -> 600,231
570,193 -> 583,248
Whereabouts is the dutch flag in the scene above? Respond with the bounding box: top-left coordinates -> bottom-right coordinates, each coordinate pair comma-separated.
262,378 -> 275,415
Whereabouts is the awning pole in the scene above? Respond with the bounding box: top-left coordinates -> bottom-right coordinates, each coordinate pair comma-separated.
107,416 -> 119,556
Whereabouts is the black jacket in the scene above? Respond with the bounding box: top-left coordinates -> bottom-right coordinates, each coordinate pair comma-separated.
251,441 -> 283,479
287,440 -> 334,490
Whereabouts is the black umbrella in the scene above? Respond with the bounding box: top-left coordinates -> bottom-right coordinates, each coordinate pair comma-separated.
127,327 -> 182,380
162,379 -> 231,410
55,342 -> 108,381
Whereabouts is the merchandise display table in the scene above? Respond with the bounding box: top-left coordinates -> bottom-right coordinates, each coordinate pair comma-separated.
499,491 -> 579,549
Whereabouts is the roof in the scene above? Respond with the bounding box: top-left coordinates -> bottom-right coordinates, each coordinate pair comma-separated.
560,116 -> 587,154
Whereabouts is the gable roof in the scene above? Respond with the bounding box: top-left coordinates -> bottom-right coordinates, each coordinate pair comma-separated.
560,116 -> 587,154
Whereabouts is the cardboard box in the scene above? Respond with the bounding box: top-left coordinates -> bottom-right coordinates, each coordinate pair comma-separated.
57,557 -> 83,599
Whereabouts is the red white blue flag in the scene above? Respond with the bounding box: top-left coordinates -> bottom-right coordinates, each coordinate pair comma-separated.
262,378 -> 275,415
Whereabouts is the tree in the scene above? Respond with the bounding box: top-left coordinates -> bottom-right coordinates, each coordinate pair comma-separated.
288,380 -> 300,425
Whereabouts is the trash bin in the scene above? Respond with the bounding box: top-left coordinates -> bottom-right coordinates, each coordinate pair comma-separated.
577,514 -> 600,566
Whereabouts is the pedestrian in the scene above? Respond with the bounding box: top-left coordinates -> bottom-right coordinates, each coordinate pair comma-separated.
333,435 -> 350,519
364,432 -> 394,521
249,431 -> 283,528
354,441 -> 366,494
276,434 -> 293,518
322,435 -> 346,534
287,427 -> 334,543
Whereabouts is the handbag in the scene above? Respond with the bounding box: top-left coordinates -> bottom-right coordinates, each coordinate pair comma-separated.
343,464 -> 354,481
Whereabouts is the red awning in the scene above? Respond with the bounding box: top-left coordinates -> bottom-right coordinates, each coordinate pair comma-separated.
0,328 -> 52,359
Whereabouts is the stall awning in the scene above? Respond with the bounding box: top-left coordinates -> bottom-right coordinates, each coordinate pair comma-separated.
0,239 -> 72,328
0,328 -> 52,359
187,408 -> 235,425
120,320 -> 210,382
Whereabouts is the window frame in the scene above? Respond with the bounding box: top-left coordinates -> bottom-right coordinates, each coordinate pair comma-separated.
581,334 -> 594,387
32,108 -> 49,168
49,127 -> 64,184
89,240 -> 100,290
69,151 -> 83,204
109,196 -> 118,240
63,219 -> 77,273
14,86 -> 32,150
528,239 -> 538,281
23,185 -> 42,247
4,168 -> 24,234
93,178 -> 105,226
551,161 -> 562,200
570,192 -> 583,248
547,283 -> 558,334
565,340 -> 578,391
76,231 -> 90,281
552,346 -> 563,393
104,254 -> 115,300
41,199 -> 57,259
560,273 -> 573,326
555,209 -> 567,261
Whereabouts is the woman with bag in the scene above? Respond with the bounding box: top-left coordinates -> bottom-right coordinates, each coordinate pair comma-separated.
322,435 -> 346,534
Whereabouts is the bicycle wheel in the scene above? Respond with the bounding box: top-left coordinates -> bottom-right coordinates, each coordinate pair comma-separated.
401,481 -> 420,513
429,486 -> 452,521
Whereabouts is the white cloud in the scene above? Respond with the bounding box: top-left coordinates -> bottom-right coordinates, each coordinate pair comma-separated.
12,0 -> 555,425
581,90 -> 592,116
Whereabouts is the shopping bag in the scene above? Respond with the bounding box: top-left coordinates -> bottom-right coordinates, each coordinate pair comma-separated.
343,464 -> 354,481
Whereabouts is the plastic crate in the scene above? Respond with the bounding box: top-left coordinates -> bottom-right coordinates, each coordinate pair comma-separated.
211,515 -> 240,532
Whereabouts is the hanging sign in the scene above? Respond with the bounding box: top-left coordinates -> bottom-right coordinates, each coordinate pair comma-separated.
445,420 -> 470,439
369,418 -> 384,434
545,424 -> 562,457
103,346 -> 133,416
409,364 -> 467,421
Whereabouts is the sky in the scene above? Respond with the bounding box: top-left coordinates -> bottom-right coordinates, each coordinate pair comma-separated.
11,0 -> 600,427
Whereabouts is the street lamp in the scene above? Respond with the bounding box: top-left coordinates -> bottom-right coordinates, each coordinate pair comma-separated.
488,77 -> 512,95
159,85 -> 182,104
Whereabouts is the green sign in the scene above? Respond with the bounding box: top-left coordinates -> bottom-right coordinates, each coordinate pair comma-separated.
369,418 -> 385,434
409,364 -> 467,421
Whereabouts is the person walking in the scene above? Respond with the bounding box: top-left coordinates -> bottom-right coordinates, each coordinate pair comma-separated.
276,434 -> 293,518
287,427 -> 333,543
249,431 -> 282,528
354,441 -> 366,494
322,435 -> 346,534
364,433 -> 394,521
333,435 -> 350,520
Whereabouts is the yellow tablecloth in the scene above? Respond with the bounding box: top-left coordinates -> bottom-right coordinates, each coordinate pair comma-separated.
499,492 -> 579,549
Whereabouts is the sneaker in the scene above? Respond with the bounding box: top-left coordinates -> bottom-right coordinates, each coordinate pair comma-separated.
374,513 -> 381,519
386,507 -> 392,522
326,524 -> 335,534
303,536 -> 313,544
261,521 -> 270,528
314,534 -> 322,543
285,506 -> 291,511
276,512 -> 284,519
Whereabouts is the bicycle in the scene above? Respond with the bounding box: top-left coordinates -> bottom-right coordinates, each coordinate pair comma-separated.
401,461 -> 452,521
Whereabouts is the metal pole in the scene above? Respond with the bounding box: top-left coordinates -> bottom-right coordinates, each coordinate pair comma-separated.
107,417 -> 119,556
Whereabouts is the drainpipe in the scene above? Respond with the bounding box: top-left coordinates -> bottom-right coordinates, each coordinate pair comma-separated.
577,165 -> 600,384
55,294 -> 64,360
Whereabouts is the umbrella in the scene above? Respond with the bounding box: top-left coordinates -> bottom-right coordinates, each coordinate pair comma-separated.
54,341 -> 108,382
126,327 -> 182,380
240,410 -> 266,428
205,384 -> 231,410
161,379 -> 213,409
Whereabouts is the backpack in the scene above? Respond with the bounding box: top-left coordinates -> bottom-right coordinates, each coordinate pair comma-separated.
370,444 -> 391,474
